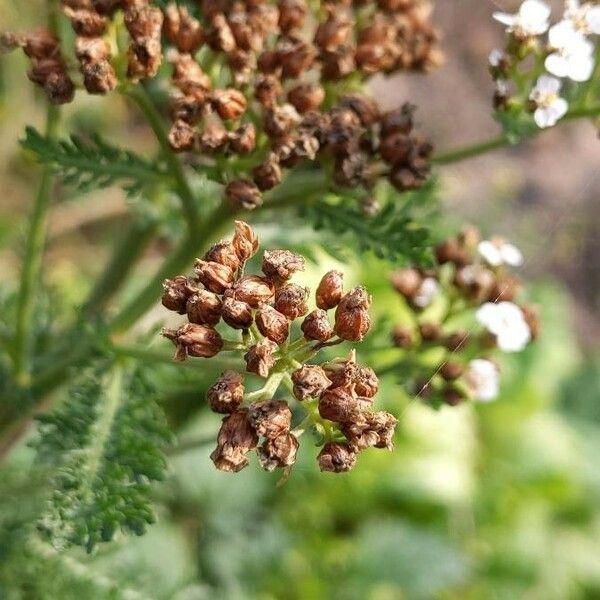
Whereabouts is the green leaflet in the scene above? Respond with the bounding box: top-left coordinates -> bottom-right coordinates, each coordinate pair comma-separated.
34,365 -> 171,553
20,127 -> 168,198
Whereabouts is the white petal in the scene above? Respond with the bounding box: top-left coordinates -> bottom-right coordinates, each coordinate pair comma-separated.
586,7 -> 600,33
489,49 -> 504,66
478,241 -> 503,266
500,243 -> 524,266
548,20 -> 578,48
536,74 -> 562,94
468,359 -> 500,402
493,12 -> 516,27
534,106 -> 555,128
476,303 -> 500,330
550,97 -> 569,120
566,53 -> 594,81
520,0 -> 551,22
545,53 -> 570,77
413,278 -> 439,308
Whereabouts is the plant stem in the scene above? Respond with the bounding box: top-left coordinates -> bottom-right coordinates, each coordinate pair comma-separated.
13,105 -> 60,386
432,134 -> 510,165
124,84 -> 198,227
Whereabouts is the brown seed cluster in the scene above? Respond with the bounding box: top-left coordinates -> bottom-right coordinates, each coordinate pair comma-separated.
389,227 -> 539,407
160,220 -> 394,474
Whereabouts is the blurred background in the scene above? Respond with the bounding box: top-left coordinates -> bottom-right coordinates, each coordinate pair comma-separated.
1,1 -> 600,599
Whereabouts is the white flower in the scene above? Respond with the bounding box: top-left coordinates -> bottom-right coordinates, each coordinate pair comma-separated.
564,0 -> 600,35
529,75 -> 569,128
478,239 -> 524,267
545,20 -> 595,81
493,0 -> 551,36
489,48 -> 505,67
466,359 -> 500,402
476,302 -> 532,352
413,277 -> 440,308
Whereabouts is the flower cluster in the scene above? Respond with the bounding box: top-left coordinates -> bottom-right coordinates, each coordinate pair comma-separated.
161,221 -> 397,473
390,228 -> 539,406
489,0 -> 600,128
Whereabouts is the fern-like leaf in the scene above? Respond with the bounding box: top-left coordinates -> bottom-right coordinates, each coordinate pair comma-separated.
35,365 -> 171,553
302,182 -> 437,264
21,127 -> 168,197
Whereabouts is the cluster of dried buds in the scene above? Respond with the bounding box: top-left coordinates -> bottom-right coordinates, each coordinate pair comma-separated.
160,220 -> 397,473
390,227 -> 539,407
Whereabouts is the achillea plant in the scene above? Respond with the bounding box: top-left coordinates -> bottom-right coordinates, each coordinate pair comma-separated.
0,0 -> 597,553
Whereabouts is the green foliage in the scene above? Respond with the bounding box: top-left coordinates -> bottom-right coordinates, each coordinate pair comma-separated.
20,127 -> 167,198
301,182 -> 437,264
34,365 -> 171,553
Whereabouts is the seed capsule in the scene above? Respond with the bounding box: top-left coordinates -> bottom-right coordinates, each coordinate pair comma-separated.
316,270 -> 344,310
252,154 -> 282,191
334,287 -> 372,342
318,385 -> 368,424
162,323 -> 223,360
258,433 -> 299,471
342,411 -> 397,451
278,0 -> 307,33
262,250 -> 305,284
273,284 -> 309,320
211,88 -> 247,120
210,410 -> 259,472
204,241 -> 241,272
222,297 -> 254,329
248,399 -> 292,439
194,259 -> 235,294
317,442 -> 356,473
256,306 -> 290,345
162,276 -> 197,313
244,338 -> 278,378
390,268 -> 422,299
301,309 -> 333,342
225,179 -> 263,210
354,366 -> 379,398
207,371 -> 245,414
168,119 -> 195,152
186,289 -> 222,326
419,321 -> 442,342
232,220 -> 259,262
392,325 -> 414,349
288,82 -> 325,113
291,365 -> 332,401
440,362 -> 465,382
228,275 -> 274,308
229,123 -> 256,154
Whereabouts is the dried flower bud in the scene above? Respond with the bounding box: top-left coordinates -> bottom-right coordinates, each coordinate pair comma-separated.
392,325 -> 414,349
248,399 -> 292,439
194,259 -> 235,294
278,0 -> 307,33
210,409 -> 258,472
287,83 -> 325,114
390,268 -> 422,299
232,220 -> 259,262
321,45 -> 355,80
186,289 -> 223,326
22,27 -> 59,59
263,104 -> 301,138
262,249 -> 305,284
339,93 -> 380,126
212,88 -> 247,120
163,323 -> 223,360
316,270 -> 344,310
170,90 -> 207,124
354,366 -> 378,398
222,297 -> 254,329
319,385 -> 368,424
279,39 -> 315,78
206,13 -> 236,52
172,53 -> 212,93
301,309 -> 333,342
256,306 -> 290,345
454,265 -> 495,303
207,370 -> 245,413
168,119 -> 196,152
204,241 -> 241,272
163,3 -> 204,53
440,362 -> 465,382
244,338 -> 278,377
258,432 -> 299,471
435,238 -> 470,267
254,74 -> 282,107
314,11 -> 352,51
225,179 -> 263,210
442,387 -> 467,407
252,154 -> 283,191
317,442 -> 356,473
162,275 -> 197,313
334,286 -> 372,341
273,283 -> 309,320
228,275 -> 274,308
419,321 -> 442,342
380,103 -> 415,137
229,123 -> 256,154
199,122 -> 229,153
488,275 -> 522,303
291,365 -> 332,401
64,7 -> 108,37
445,331 -> 470,352
342,411 -> 397,451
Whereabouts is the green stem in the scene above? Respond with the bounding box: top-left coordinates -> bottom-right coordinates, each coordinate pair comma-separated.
13,105 -> 60,386
124,85 -> 198,227
432,135 -> 510,165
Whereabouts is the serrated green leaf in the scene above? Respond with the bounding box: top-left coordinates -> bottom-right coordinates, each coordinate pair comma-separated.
34,365 -> 172,553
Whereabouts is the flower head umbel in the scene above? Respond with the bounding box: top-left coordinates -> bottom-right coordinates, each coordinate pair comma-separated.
529,75 -> 568,128
546,20 -> 595,81
564,0 -> 600,35
161,221 -> 395,475
493,0 -> 551,37
390,228 -> 537,407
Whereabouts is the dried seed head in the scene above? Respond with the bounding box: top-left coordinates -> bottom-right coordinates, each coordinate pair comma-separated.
419,321 -> 442,342
390,268 -> 422,299
64,7 -> 108,37
354,366 -> 379,398
228,275 -> 275,308
314,12 -> 353,52
287,83 -> 325,114
229,123 -> 256,154
273,283 -> 309,320
321,44 -> 355,80
444,331 -> 470,352
256,305 -> 290,345
262,249 -> 305,284
186,289 -> 223,326
339,93 -> 380,126
252,154 -> 283,191
248,399 -> 292,439
171,53 -> 212,93
244,338 -> 278,377
225,179 -> 263,210
170,91 -> 207,124
318,385 -> 368,424
22,27 -> 59,59
334,286 -> 372,341
488,274 -> 522,303
232,220 -> 259,262
291,365 -> 332,401
207,370 -> 245,413
212,88 -> 247,120
454,265 -> 495,303
222,297 -> 254,329
258,432 -> 299,471
254,73 -> 282,107
206,13 -> 236,52
194,259 -> 236,293
317,442 -> 356,473
442,387 -> 467,407
162,275 -> 197,313
380,103 -> 415,137
440,362 -> 465,382
279,39 -> 315,78
199,122 -> 229,153
392,325 -> 414,349
163,4 -> 204,54
168,119 -> 196,151
278,0 -> 307,33
316,270 -> 344,310
263,104 -> 301,138
204,241 -> 241,272
435,238 -> 470,267
163,323 -> 223,360
211,409 -> 259,472
342,411 -> 397,451
301,309 -> 333,342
